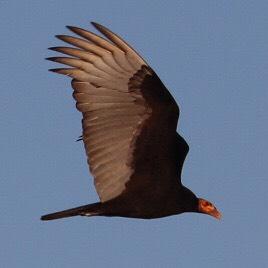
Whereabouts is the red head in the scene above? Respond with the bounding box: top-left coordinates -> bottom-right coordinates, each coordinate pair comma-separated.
198,198 -> 221,219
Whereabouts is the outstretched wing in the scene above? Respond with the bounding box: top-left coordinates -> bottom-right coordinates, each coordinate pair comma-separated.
47,22 -> 186,203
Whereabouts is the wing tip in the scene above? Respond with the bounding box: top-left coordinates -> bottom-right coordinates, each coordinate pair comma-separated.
66,25 -> 79,33
48,46 -> 73,54
48,46 -> 55,51
90,21 -> 98,27
48,68 -> 58,73
66,25 -> 74,30
91,21 -> 105,31
46,57 -> 59,62
48,68 -> 66,74
55,34 -> 67,41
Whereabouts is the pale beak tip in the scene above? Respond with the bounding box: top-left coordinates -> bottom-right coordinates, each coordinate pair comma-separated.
214,210 -> 222,220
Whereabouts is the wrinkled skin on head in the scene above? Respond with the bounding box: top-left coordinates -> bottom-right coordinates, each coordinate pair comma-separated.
198,198 -> 221,219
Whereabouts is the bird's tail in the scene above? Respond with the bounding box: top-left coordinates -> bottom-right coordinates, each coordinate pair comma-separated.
41,202 -> 102,221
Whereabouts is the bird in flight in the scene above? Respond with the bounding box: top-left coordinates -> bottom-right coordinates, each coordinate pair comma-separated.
41,22 -> 221,221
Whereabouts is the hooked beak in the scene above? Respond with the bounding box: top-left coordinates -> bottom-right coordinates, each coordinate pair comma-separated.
208,208 -> 222,220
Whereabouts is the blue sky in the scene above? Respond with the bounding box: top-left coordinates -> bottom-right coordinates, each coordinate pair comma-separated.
1,1 -> 267,267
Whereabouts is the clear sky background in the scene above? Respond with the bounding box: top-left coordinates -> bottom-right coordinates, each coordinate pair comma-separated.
1,1 -> 267,267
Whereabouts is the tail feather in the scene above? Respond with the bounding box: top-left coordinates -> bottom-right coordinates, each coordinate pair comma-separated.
41,202 -> 101,221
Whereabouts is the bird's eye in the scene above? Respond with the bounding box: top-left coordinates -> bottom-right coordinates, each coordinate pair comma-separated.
203,201 -> 213,210
204,201 -> 210,207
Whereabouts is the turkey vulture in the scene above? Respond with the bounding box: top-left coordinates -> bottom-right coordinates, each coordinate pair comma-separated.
41,22 -> 221,221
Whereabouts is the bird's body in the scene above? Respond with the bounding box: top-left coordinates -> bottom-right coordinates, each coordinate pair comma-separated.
42,186 -> 197,220
41,22 -> 221,221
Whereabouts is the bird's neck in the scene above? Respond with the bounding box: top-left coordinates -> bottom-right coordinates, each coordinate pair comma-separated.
179,186 -> 198,212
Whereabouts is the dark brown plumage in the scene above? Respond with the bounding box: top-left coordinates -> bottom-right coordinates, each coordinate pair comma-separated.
41,22 -> 221,221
